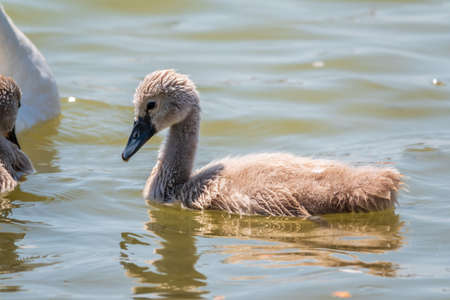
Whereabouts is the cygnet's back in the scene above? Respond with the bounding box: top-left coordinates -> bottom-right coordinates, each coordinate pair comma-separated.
186,153 -> 401,216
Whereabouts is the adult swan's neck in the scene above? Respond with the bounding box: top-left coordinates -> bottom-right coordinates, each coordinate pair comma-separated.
144,107 -> 200,203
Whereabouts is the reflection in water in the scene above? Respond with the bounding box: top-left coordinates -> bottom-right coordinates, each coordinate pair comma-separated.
0,230 -> 50,293
0,195 -> 55,294
195,210 -> 404,277
20,116 -> 60,174
0,197 -> 16,219
0,198 -> 27,291
121,205 -> 404,298
0,231 -> 26,293
120,206 -> 208,299
0,116 -> 61,294
0,232 -> 26,274
13,112 -> 62,203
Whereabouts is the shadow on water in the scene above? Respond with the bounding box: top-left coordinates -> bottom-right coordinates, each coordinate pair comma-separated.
120,205 -> 404,298
120,206 -> 208,299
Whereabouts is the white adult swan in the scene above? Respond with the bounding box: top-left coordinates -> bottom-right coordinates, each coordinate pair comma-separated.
0,5 -> 59,133
122,70 -> 402,217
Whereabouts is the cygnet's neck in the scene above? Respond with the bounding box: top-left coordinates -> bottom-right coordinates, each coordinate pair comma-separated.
146,107 -> 200,202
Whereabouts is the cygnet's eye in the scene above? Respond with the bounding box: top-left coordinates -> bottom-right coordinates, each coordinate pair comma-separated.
146,101 -> 156,111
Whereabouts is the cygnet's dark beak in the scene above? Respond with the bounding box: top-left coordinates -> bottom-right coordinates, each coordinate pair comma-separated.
6,126 -> 20,149
122,116 -> 156,161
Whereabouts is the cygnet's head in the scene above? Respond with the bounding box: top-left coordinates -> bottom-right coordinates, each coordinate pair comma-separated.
122,69 -> 199,161
0,75 -> 22,148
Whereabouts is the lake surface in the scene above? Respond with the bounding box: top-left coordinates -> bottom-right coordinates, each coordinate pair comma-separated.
1,0 -> 450,299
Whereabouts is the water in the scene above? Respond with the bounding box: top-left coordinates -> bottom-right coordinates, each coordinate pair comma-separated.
1,0 -> 450,299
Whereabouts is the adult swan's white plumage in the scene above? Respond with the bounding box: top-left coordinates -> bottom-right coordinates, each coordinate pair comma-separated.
0,5 -> 59,132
